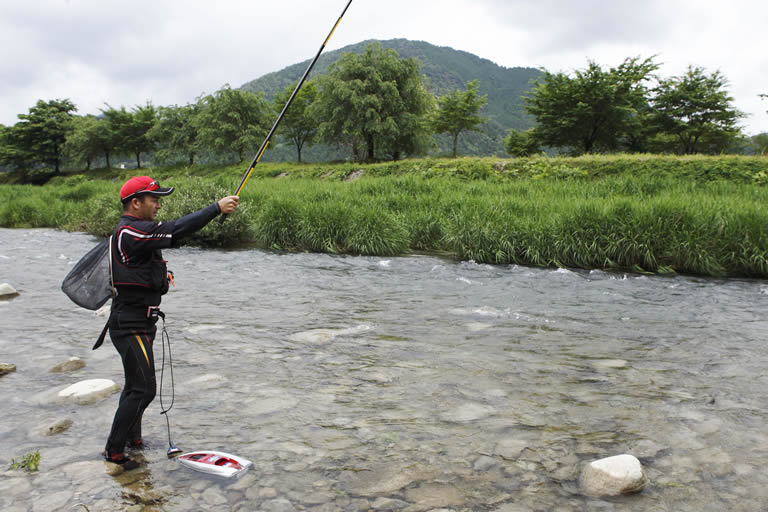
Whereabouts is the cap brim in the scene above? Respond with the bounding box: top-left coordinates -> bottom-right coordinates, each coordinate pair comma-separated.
146,186 -> 174,196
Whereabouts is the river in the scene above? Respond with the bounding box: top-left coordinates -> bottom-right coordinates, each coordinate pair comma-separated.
1,228 -> 767,511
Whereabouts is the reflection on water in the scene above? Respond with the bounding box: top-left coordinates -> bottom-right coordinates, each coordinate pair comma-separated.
1,228 -> 767,511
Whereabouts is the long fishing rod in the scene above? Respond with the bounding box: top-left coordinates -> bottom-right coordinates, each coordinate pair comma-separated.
219,0 -> 353,225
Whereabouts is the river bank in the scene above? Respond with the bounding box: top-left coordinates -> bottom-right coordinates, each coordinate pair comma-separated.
1,155 -> 766,277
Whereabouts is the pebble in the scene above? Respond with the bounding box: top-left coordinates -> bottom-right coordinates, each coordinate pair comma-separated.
45,418 -> 73,436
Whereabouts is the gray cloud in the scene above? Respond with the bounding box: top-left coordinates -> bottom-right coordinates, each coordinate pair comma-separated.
1,0 -> 766,133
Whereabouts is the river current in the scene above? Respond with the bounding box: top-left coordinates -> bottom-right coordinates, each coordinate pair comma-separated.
1,228 -> 767,511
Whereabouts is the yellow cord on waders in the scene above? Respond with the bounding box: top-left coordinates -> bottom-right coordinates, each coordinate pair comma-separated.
219,0 -> 354,225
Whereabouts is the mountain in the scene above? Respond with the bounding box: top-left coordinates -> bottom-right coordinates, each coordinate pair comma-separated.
239,39 -> 542,159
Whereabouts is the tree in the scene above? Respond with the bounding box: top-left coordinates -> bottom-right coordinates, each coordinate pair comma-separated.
525,57 -> 658,154
431,80 -> 487,158
274,80 -> 318,163
197,85 -> 271,162
101,105 -> 132,167
124,103 -> 157,169
13,99 -> 77,173
63,115 -> 103,170
149,102 -> 201,165
751,133 -> 768,156
504,128 -> 540,157
650,66 -> 744,154
314,42 -> 434,162
0,123 -> 29,169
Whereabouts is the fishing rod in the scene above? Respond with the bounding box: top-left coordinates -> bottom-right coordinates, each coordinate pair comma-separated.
219,0 -> 353,225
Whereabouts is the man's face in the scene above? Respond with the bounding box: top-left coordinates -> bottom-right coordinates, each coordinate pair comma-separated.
136,195 -> 161,221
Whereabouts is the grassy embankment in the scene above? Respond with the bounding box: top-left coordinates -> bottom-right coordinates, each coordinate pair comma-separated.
1,155 -> 766,277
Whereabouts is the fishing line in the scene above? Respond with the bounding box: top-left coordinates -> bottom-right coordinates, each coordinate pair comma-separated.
158,316 -> 182,456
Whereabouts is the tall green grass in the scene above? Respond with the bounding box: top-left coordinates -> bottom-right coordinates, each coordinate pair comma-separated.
1,156 -> 766,277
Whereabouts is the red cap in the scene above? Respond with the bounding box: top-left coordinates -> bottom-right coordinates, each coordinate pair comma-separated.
120,176 -> 174,203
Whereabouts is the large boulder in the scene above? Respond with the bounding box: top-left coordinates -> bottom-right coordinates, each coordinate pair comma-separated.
58,379 -> 121,404
0,283 -> 19,299
580,454 -> 647,496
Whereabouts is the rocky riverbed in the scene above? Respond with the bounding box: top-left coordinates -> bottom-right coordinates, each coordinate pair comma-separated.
2,228 -> 768,511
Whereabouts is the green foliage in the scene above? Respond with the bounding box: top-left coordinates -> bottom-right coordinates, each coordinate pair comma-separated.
9,450 -> 40,472
313,42 -> 435,162
196,85 -> 271,162
149,103 -> 202,165
505,128 -> 540,157
650,66 -> 745,154
9,99 -> 77,173
2,155 -> 767,277
525,57 -> 659,155
431,80 -> 488,158
274,80 -> 318,163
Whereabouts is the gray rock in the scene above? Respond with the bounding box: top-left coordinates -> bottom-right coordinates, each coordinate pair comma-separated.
473,455 -> 497,471
0,362 -> 16,375
202,486 -> 228,506
440,402 -> 496,423
405,484 -> 465,510
580,454 -> 647,497
261,498 -> 295,512
31,490 -> 73,512
49,357 -> 86,373
45,418 -> 73,436
341,463 -> 430,495
494,439 -> 528,460
0,283 -> 19,298
630,439 -> 667,459
372,497 -> 409,510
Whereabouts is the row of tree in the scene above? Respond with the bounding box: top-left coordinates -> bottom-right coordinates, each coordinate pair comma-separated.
508,57 -> 765,156
0,43 -> 488,174
1,44 -> 765,177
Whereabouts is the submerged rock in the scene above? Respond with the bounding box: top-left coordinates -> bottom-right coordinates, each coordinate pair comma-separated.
494,439 -> 529,460
49,357 -> 86,373
341,463 -> 430,495
580,454 -> 647,496
57,379 -> 121,404
0,362 -> 17,375
0,283 -> 19,298
288,325 -> 372,344
440,402 -> 496,423
45,418 -> 73,436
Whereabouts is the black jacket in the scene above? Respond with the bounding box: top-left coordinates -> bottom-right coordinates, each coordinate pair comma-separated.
110,202 -> 221,306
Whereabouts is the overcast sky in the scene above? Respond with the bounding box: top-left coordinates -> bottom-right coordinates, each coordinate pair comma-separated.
2,0 -> 766,134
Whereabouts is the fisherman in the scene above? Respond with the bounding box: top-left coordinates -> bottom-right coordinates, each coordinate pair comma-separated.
102,176 -> 238,469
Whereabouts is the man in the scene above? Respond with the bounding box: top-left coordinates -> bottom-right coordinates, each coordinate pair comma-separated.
103,176 -> 238,468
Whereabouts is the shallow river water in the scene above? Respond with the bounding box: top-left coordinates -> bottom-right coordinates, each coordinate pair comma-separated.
1,228 -> 767,511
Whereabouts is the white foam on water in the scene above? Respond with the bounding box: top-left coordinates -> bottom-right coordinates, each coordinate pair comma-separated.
379,260 -> 391,267
456,277 -> 472,285
186,324 -> 227,333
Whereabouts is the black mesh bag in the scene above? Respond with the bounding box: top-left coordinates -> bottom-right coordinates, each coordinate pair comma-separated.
61,238 -> 113,310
